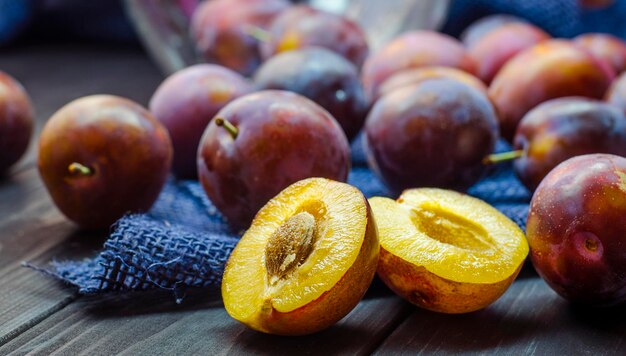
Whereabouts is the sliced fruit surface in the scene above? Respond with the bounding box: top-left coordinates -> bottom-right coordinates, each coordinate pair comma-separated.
222,177 -> 378,334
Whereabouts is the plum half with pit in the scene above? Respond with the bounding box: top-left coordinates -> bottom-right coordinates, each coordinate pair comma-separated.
38,95 -> 173,229
260,5 -> 369,68
254,47 -> 368,140
512,97 -> 626,192
190,0 -> 289,76
197,90 -> 351,230
150,64 -> 253,178
364,79 -> 498,195
362,31 -> 477,100
0,71 -> 34,174
527,154 -> 626,306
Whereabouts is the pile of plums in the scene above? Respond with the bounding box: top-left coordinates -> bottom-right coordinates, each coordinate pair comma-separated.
29,0 -> 626,305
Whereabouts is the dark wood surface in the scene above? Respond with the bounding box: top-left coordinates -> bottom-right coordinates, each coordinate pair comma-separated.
1,43 -> 625,355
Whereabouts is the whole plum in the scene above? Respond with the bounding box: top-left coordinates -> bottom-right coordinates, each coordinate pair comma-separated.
0,71 -> 33,174
460,14 -> 528,47
513,97 -> 626,192
575,33 -> 626,74
38,95 -> 173,229
362,31 -> 477,100
489,40 -> 615,142
260,5 -> 369,68
254,47 -> 368,140
468,22 -> 550,84
190,0 -> 289,76
197,90 -> 351,229
364,79 -> 498,195
150,64 -> 253,178
605,71 -> 626,113
376,66 -> 487,102
527,154 -> 626,306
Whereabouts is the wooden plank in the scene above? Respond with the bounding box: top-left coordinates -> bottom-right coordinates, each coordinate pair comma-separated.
0,285 -> 413,355
374,278 -> 626,355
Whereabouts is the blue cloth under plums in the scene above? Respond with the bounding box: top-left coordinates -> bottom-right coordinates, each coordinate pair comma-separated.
46,135 -> 531,302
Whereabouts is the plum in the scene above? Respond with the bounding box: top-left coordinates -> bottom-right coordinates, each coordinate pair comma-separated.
0,71 -> 33,174
527,154 -> 626,306
460,14 -> 528,47
364,79 -> 498,195
190,0 -> 289,76
259,5 -> 369,69
575,33 -> 626,74
150,64 -> 253,179
254,47 -> 368,140
512,97 -> 626,192
489,40 -> 615,142
468,22 -> 550,84
362,31 -> 477,100
605,71 -> 626,113
376,66 -> 487,102
197,90 -> 350,229
38,95 -> 173,229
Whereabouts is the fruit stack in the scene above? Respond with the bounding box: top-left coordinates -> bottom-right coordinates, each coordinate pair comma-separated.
3,0 -> 625,337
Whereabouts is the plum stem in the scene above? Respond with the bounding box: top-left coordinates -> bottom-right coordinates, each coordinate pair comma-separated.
214,117 -> 238,139
68,162 -> 93,176
483,150 -> 524,165
244,25 -> 272,43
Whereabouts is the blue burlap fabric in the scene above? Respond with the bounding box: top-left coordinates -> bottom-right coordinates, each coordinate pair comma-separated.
47,135 -> 531,302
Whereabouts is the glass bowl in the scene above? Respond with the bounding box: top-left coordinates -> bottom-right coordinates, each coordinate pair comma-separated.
124,0 -> 450,75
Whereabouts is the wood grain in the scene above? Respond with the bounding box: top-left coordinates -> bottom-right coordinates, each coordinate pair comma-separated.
374,278 -> 626,355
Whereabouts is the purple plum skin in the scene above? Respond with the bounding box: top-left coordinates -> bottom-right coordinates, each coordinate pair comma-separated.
364,79 -> 498,195
260,5 -> 369,69
513,97 -> 626,192
527,154 -> 626,306
0,71 -> 34,174
197,90 -> 351,229
150,64 -> 253,179
605,71 -> 626,114
254,48 -> 368,140
38,95 -> 173,229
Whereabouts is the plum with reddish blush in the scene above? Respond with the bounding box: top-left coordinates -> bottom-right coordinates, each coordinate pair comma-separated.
575,33 -> 626,74
362,31 -> 477,100
468,22 -> 550,84
364,79 -> 498,195
376,66 -> 487,102
460,15 -> 528,47
512,97 -> 626,192
150,64 -> 253,178
605,71 -> 626,113
527,154 -> 626,306
260,5 -> 369,68
254,48 -> 368,140
190,0 -> 289,76
0,71 -> 33,174
197,90 -> 351,229
38,95 -> 173,229
489,40 -> 615,142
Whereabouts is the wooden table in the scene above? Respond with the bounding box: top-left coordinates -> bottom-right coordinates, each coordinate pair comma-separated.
1,43 -> 625,355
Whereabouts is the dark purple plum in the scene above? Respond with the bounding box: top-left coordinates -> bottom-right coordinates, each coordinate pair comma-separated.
513,97 -> 626,192
364,79 -> 498,195
38,95 -> 173,229
254,47 -> 368,140
260,5 -> 369,68
190,0 -> 289,76
150,64 -> 253,178
0,71 -> 33,174
527,154 -> 626,306
197,90 -> 351,229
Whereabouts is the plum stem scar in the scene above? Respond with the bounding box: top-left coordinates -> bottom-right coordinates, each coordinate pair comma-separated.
214,117 -> 239,139
482,150 -> 524,165
68,162 -> 93,176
